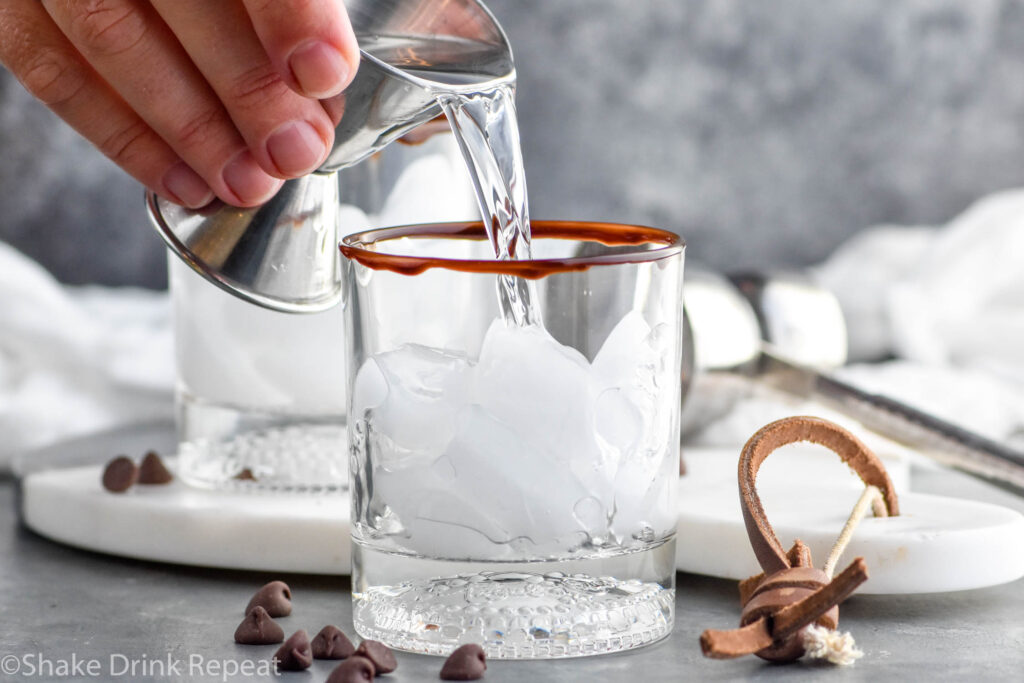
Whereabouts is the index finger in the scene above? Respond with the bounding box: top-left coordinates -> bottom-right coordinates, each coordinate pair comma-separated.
242,0 -> 360,99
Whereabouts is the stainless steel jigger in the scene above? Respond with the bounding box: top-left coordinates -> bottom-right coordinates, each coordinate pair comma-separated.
147,0 -> 513,313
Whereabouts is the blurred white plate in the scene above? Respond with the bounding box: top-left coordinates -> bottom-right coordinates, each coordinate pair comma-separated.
676,446 -> 1024,593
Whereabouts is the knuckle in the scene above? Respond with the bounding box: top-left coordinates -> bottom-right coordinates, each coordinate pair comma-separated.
0,9 -> 86,107
18,53 -> 87,106
97,119 -> 155,168
173,107 -> 225,152
224,64 -> 290,113
68,0 -> 148,58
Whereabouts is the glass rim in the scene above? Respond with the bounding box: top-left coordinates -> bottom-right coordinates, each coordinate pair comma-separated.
339,220 -> 685,278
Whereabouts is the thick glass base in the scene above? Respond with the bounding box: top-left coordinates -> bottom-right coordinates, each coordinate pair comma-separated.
351,539 -> 675,659
176,393 -> 347,491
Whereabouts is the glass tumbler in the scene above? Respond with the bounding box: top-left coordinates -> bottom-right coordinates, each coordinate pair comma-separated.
170,130 -> 478,490
342,221 -> 685,657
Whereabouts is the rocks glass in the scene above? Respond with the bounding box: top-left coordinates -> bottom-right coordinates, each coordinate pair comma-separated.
342,221 -> 685,657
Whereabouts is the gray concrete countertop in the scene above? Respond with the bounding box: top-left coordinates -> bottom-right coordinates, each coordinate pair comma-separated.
1,430 -> 1022,682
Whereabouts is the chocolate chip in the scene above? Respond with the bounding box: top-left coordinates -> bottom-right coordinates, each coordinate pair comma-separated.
354,640 -> 396,674
326,656 -> 376,683
274,630 -> 313,671
102,456 -> 138,493
440,643 -> 486,680
312,625 -> 355,660
234,606 -> 284,645
234,468 -> 256,481
137,450 -> 174,484
245,581 -> 292,617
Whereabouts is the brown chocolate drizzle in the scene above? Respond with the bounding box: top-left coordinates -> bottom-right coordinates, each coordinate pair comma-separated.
339,221 -> 684,279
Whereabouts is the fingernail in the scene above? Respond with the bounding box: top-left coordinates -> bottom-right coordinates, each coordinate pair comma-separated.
162,162 -> 214,208
288,40 -> 351,98
222,150 -> 282,205
266,120 -> 327,176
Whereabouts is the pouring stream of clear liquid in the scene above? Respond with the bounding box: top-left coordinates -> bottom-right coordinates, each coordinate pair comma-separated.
438,86 -> 539,327
359,33 -> 536,326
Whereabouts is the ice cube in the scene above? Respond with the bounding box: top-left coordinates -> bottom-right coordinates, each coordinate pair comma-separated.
373,404 -> 600,560
610,448 -> 679,547
593,312 -> 678,457
371,455 -> 519,559
475,320 -> 599,468
591,311 -> 680,541
592,310 -> 655,387
360,344 -> 472,469
359,314 -> 679,559
593,387 -> 643,457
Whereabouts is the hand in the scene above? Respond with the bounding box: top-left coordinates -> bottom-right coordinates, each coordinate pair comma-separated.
0,0 -> 359,208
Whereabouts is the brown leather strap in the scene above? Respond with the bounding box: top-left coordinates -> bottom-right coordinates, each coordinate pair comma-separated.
738,417 -> 900,574
772,558 -> 869,641
701,558 -> 868,661
739,540 -> 816,604
700,620 -> 774,659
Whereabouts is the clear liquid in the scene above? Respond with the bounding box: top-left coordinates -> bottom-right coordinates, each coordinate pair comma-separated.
361,34 -> 515,87
439,86 -> 537,326
362,33 -> 535,325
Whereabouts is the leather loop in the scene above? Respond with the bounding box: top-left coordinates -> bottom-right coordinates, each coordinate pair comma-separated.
738,416 -> 900,574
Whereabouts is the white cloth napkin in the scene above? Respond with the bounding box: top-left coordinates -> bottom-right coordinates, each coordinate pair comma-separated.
816,189 -> 1024,376
695,190 -> 1024,452
0,241 -> 174,469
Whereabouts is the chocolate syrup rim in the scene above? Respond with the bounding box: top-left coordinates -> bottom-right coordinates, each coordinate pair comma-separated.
340,220 -> 684,279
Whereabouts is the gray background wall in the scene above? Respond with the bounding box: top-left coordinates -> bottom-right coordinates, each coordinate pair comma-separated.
3,0 -> 1024,287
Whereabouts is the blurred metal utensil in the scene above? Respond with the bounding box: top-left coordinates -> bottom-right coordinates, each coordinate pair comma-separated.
681,269 -> 1024,493
758,345 -> 1024,492
736,273 -> 1024,493
681,269 -> 851,434
679,268 -> 764,434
